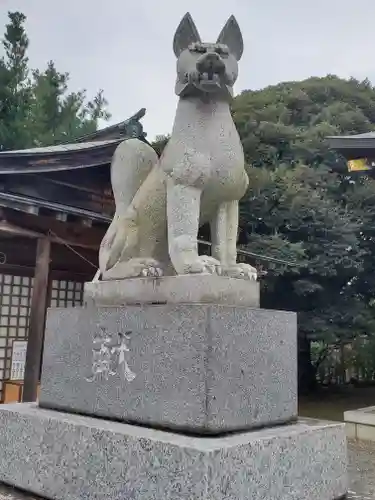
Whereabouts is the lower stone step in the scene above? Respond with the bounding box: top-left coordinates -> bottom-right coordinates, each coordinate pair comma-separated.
344,406 -> 375,442
0,404 -> 347,500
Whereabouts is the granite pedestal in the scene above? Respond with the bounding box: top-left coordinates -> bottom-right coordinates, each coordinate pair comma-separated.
0,404 -> 347,500
39,303 -> 297,433
0,276 -> 348,499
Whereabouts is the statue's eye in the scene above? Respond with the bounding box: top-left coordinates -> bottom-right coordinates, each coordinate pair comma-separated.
188,43 -> 206,54
215,45 -> 229,56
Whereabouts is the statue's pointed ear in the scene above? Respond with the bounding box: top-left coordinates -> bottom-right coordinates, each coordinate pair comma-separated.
216,15 -> 243,61
173,13 -> 201,57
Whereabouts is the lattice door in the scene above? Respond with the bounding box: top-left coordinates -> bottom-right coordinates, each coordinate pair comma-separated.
0,274 -> 33,399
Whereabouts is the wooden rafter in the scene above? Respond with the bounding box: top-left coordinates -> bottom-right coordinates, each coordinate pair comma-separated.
0,207 -> 106,250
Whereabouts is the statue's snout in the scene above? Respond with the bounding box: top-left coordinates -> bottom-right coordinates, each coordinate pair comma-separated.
196,52 -> 225,76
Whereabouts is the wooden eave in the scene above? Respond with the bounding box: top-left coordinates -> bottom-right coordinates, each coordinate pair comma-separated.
0,191 -> 111,224
0,109 -> 150,252
0,220 -> 42,239
0,207 -> 107,250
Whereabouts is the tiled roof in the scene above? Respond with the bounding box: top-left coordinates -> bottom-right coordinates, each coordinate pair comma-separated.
0,140 -> 120,156
328,131 -> 375,140
0,108 -> 148,172
327,131 -> 375,156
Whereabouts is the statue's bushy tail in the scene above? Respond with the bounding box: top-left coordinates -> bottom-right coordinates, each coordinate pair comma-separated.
99,139 -> 158,275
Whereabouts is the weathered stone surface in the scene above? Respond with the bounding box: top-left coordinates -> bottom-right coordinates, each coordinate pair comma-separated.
84,275 -> 260,307
39,304 -> 297,433
0,404 -> 348,500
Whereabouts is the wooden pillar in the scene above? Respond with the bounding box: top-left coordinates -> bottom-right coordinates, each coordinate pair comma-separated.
22,237 -> 51,402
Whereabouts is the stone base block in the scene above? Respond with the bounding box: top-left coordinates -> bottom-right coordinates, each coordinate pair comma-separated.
84,275 -> 260,307
344,406 -> 375,441
0,404 -> 347,500
40,304 -> 297,433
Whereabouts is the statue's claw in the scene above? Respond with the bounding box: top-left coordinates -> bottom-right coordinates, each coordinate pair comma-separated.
141,266 -> 163,278
102,258 -> 164,280
183,255 -> 222,276
222,263 -> 257,281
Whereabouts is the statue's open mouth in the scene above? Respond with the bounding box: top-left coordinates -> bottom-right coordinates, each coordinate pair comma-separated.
195,72 -> 222,91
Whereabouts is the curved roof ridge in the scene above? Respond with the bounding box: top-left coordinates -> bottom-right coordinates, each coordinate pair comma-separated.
0,108 -> 149,173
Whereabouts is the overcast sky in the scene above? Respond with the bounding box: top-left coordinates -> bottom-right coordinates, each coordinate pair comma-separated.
0,0 -> 374,140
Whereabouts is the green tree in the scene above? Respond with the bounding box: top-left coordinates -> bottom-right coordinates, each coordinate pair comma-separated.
0,11 -> 110,151
29,62 -> 110,145
233,76 -> 375,391
0,11 -> 32,150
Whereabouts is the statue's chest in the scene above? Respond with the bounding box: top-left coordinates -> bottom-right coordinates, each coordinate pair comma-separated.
187,118 -> 244,165
202,132 -> 247,199
200,123 -> 245,179
164,109 -> 247,198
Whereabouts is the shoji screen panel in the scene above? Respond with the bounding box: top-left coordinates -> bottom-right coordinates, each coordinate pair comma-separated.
49,279 -> 84,308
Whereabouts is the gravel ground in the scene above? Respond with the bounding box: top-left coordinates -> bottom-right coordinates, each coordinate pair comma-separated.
0,439 -> 373,499
348,439 -> 375,499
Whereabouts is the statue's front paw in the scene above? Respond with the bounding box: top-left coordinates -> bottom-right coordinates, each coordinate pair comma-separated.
184,255 -> 222,275
222,263 -> 257,281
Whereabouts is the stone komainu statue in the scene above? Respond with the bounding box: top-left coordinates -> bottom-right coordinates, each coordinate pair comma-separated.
99,13 -> 257,282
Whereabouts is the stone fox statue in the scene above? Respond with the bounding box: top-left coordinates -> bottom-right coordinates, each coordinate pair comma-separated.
99,13 -> 257,281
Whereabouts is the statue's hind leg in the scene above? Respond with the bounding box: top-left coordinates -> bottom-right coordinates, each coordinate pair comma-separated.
102,167 -> 168,280
102,218 -> 165,280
